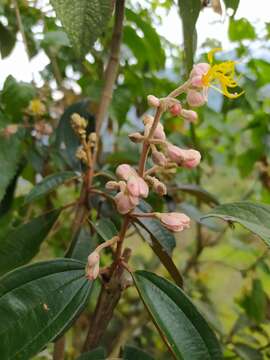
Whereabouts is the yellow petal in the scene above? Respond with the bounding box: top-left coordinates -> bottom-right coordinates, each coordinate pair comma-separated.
207,47 -> 222,64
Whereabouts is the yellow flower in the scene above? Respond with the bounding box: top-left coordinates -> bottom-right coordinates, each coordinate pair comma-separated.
202,48 -> 244,99
28,99 -> 46,116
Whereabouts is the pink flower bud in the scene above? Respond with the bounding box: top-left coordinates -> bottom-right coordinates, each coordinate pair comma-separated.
137,177 -> 149,198
182,149 -> 201,168
126,175 -> 140,197
86,251 -> 100,280
114,191 -> 139,214
166,144 -> 185,164
147,95 -> 160,108
153,122 -> 166,140
152,150 -> 167,166
143,115 -> 166,140
190,63 -> 210,78
105,181 -> 119,191
116,164 -> 136,180
181,109 -> 198,123
187,89 -> 207,107
169,103 -> 182,117
156,212 -> 190,232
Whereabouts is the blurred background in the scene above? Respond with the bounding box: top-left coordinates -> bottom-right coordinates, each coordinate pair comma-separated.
0,0 -> 270,359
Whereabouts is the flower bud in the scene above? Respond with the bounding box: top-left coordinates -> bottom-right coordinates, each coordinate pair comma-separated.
126,175 -> 140,197
128,132 -> 144,143
166,144 -> 185,164
153,179 -> 167,196
152,150 -> 167,166
86,251 -> 100,280
114,191 -> 139,214
181,109 -> 198,123
169,103 -> 182,117
116,164 -> 136,181
187,89 -> 207,107
137,177 -> 149,198
147,95 -> 160,108
189,63 -> 210,83
71,113 -> 88,130
76,147 -> 88,164
182,149 -> 201,168
105,181 -> 119,191
155,212 -> 190,232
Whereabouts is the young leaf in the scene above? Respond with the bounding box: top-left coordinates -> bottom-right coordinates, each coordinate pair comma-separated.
50,0 -> 112,57
201,202 -> 270,246
0,259 -> 92,359
25,171 -> 78,204
223,0 -> 240,16
133,271 -> 222,360
90,218 -> 118,242
122,345 -> 154,360
0,209 -> 60,275
229,18 -> 256,42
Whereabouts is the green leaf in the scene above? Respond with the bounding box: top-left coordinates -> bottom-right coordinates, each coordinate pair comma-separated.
201,202 -> 270,246
223,0 -> 240,16
239,279 -> 267,323
1,75 -> 36,118
0,209 -> 60,275
50,0 -> 112,57
133,271 -> 222,360
0,259 -> 92,359
122,345 -> 154,360
41,30 -> 70,54
178,0 -> 201,73
233,343 -> 263,360
0,133 -> 23,202
67,225 -> 97,263
136,201 -> 175,254
0,22 -> 16,58
229,18 -> 256,42
171,185 -> 219,206
125,9 -> 166,70
25,171 -> 78,204
77,347 -> 106,359
91,218 -> 118,242
179,203 -> 223,232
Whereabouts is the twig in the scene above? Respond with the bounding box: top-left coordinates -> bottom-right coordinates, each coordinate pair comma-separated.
53,336 -> 65,360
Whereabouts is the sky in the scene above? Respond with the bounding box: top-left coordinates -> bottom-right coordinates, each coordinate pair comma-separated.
0,0 -> 269,87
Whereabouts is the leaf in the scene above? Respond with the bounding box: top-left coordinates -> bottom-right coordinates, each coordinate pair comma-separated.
171,184 -> 219,206
55,100 -> 95,169
25,171 -> 78,204
1,75 -> 36,118
0,259 -> 92,359
133,271 -> 222,360
0,209 -> 60,275
76,347 -> 106,359
179,203 -> 223,232
239,279 -> 267,323
122,345 -> 154,360
136,201 -> 176,254
0,133 -> 23,202
41,30 -> 70,52
201,202 -> 270,246
91,218 -> 118,242
178,0 -> 201,72
229,18 -> 256,42
50,0 -> 112,57
233,343 -> 263,360
125,8 -> 165,70
67,225 -> 97,263
0,22 -> 16,58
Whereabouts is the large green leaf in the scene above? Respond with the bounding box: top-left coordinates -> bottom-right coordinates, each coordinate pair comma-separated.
0,134 -> 23,202
25,171 -> 78,204
0,259 -> 92,359
178,0 -> 201,73
66,225 -> 97,263
0,22 -> 16,59
0,209 -> 60,275
133,271 -> 222,360
91,218 -> 118,242
50,0 -> 112,57
1,75 -> 36,118
201,202 -> 270,246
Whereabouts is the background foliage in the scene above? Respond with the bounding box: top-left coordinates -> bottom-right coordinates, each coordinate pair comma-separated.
0,0 -> 270,359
